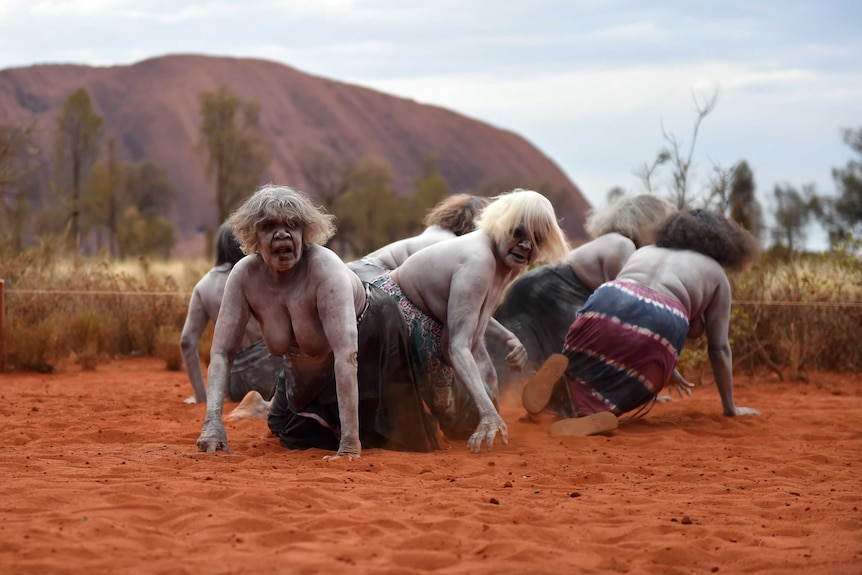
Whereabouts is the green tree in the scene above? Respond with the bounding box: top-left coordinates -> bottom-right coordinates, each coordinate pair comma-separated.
334,158 -> 406,257
413,154 -> 449,232
197,85 -> 271,225
825,127 -> 862,245
728,160 -> 764,240
772,183 -> 819,255
54,88 -> 103,249
116,205 -> 175,258
119,160 -> 177,258
0,120 -> 40,251
83,155 -> 176,258
82,137 -> 125,255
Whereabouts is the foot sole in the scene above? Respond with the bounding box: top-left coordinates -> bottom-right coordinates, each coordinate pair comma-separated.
522,353 -> 568,414
548,411 -> 619,436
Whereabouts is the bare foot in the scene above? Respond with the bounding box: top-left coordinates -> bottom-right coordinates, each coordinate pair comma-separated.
225,391 -> 271,422
522,354 -> 568,414
548,412 -> 619,436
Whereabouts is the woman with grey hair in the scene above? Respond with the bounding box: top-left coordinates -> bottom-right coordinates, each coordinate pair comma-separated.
196,184 -> 437,459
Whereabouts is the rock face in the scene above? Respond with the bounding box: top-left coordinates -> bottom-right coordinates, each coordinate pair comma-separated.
0,54 -> 590,256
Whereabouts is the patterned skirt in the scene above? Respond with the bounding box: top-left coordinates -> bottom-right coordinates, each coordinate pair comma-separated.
562,279 -> 689,416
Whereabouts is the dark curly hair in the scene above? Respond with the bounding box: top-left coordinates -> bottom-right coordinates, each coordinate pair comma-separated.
655,209 -> 761,272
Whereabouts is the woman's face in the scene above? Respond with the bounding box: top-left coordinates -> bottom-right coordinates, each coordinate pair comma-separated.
496,225 -> 542,270
256,216 -> 304,273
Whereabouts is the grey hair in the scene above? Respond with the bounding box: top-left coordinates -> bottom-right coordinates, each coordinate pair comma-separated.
585,194 -> 677,247
227,184 -> 336,254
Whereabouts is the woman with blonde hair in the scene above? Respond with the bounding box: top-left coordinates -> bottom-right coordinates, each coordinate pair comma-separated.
375,188 -> 569,453
490,194 -> 678,394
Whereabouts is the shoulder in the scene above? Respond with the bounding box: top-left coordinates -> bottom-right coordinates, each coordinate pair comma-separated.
306,246 -> 355,281
598,233 -> 636,250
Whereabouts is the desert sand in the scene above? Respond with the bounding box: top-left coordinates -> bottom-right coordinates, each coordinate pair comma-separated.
1,358 -> 860,574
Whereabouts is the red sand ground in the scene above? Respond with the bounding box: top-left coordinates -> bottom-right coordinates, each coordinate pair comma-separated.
1,358 -> 860,574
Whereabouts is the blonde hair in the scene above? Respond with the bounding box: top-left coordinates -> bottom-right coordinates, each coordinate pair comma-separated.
227,184 -> 336,254
476,188 -> 569,263
585,193 -> 677,247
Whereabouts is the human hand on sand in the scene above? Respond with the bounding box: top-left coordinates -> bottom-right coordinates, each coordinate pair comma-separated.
197,420 -> 230,453
468,414 -> 509,453
667,369 -> 694,398
324,436 -> 361,461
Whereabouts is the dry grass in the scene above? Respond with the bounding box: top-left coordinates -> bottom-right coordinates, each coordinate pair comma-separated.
1,248 -> 860,378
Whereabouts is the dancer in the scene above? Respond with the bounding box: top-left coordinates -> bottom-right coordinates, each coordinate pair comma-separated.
522,209 -> 761,436
179,223 -> 281,404
374,189 -> 569,452
196,185 -> 437,459
489,194 -> 677,392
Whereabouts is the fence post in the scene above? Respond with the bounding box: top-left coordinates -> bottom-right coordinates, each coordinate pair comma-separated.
0,278 -> 4,373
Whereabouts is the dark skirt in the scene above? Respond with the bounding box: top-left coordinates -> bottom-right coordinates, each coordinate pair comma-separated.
267,284 -> 439,453
227,340 -> 282,402
489,264 -> 592,392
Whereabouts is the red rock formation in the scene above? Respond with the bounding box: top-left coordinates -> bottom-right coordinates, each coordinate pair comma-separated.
0,54 -> 590,256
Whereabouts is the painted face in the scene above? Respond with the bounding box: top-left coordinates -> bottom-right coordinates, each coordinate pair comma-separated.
256,216 -> 304,273
497,226 -> 543,270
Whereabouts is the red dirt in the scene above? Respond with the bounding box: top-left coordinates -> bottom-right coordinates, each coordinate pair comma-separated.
1,358 -> 860,574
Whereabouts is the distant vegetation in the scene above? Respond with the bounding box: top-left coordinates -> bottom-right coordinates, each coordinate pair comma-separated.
1,249 -> 859,378
0,87 -> 860,376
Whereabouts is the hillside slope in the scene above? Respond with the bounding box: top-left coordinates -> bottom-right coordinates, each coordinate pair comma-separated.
0,54 -> 590,256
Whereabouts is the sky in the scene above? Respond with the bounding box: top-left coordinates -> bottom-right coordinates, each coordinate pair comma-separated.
1,0 -> 861,246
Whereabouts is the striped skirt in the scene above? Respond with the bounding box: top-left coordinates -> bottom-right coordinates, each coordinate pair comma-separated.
562,279 -> 689,416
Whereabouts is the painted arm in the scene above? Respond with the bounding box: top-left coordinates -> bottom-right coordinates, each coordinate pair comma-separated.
447,269 -> 508,453
705,278 -> 758,417
485,317 -> 527,371
196,274 -> 248,453
317,272 -> 362,460
179,287 -> 210,403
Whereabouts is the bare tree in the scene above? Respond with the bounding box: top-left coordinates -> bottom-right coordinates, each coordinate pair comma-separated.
636,89 -> 719,208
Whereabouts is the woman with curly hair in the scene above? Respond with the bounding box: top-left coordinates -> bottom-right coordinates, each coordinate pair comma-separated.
522,209 -> 761,436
